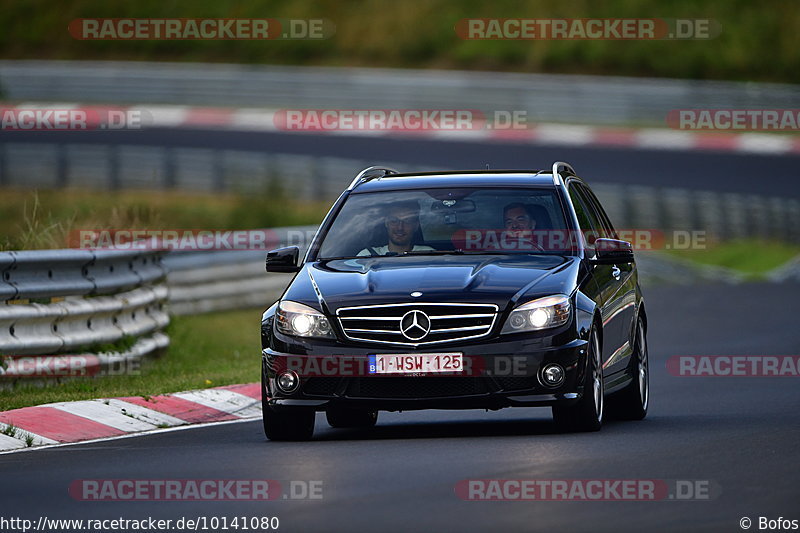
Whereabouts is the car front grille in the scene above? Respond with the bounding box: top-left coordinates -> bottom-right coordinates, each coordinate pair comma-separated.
336,302 -> 498,347
303,377 -> 342,396
495,376 -> 540,391
346,377 -> 490,398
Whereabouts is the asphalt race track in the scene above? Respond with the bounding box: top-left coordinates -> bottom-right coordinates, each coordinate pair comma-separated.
3,128 -> 800,196
1,281 -> 798,533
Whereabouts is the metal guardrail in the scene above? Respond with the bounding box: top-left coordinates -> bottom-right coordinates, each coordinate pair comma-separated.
0,249 -> 170,385
2,249 -> 166,300
1,60 -> 799,126
0,229 -> 308,386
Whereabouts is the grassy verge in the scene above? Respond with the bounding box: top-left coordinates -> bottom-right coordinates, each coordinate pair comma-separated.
0,186 -> 325,251
0,309 -> 262,412
665,239 -> 800,278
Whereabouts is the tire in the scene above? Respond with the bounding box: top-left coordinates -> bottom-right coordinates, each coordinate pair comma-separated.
611,317 -> 649,421
326,406 -> 378,428
261,373 -> 315,441
552,326 -> 604,432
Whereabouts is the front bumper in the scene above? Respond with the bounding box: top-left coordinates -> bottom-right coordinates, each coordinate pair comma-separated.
262,337 -> 588,411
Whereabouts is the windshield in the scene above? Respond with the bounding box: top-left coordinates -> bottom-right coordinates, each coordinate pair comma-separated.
315,187 -> 573,260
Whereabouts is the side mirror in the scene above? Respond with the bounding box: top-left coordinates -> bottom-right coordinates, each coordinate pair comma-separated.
592,238 -> 634,264
266,246 -> 301,273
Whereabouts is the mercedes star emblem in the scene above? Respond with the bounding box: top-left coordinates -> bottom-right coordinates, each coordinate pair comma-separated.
400,310 -> 431,341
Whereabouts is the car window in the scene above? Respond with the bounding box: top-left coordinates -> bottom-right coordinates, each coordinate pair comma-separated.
315,187 -> 570,259
567,183 -> 601,249
579,184 -> 617,240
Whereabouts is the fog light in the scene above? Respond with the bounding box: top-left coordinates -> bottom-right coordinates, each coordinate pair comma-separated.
541,364 -> 565,387
276,370 -> 300,393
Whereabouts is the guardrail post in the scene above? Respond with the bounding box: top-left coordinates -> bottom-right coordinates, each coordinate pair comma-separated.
163,147 -> 176,189
311,159 -> 326,203
788,199 -> 800,244
56,143 -> 69,188
717,194 -> 733,242
108,145 -> 121,190
769,197 -> 788,243
620,186 -> 635,229
213,150 -> 225,192
0,143 -> 6,187
689,189 -> 703,234
655,188 -> 671,233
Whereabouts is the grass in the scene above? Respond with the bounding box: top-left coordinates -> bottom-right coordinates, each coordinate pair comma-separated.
0,0 -> 797,83
0,186 -> 325,251
665,239 -> 800,278
0,309 -> 262,411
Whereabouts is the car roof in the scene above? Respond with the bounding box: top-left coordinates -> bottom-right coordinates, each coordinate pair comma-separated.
352,170 -> 560,193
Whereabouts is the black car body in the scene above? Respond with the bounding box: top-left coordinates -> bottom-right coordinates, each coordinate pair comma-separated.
261,162 -> 649,440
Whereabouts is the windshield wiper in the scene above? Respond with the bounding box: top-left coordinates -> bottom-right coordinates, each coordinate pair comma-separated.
399,249 -> 466,256
402,249 -> 560,256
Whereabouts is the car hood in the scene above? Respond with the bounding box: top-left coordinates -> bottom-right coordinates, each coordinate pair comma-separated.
282,255 -> 580,313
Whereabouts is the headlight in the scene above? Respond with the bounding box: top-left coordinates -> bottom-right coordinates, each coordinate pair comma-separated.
501,295 -> 571,334
276,301 -> 335,339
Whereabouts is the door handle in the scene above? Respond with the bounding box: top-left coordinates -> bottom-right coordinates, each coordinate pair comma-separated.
611,265 -> 621,280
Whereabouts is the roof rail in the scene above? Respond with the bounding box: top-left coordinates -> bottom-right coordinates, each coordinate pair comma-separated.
347,166 -> 399,190
551,161 -> 576,186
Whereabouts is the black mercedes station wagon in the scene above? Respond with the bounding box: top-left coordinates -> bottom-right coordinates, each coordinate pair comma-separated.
261,162 -> 649,440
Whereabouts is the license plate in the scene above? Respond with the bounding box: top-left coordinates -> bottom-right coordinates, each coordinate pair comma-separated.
368,353 -> 463,374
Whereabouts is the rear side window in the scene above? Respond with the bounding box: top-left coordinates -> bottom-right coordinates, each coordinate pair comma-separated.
579,185 -> 617,240
568,184 -> 602,249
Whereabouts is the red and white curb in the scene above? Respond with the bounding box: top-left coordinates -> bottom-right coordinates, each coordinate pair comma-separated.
5,103 -> 800,155
0,383 -> 260,452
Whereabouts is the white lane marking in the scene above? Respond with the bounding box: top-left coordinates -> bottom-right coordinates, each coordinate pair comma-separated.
736,133 -> 794,154
131,105 -> 189,128
0,417 -> 263,456
534,123 -> 595,145
0,422 -> 59,446
430,129 -> 490,141
0,433 -> 26,450
99,399 -> 187,428
230,108 -> 278,130
49,401 -> 158,432
173,389 -> 262,418
635,129 -> 695,149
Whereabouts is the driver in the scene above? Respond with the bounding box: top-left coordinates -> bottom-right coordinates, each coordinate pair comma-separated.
358,201 -> 435,256
502,202 -> 543,251
503,202 -> 536,233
